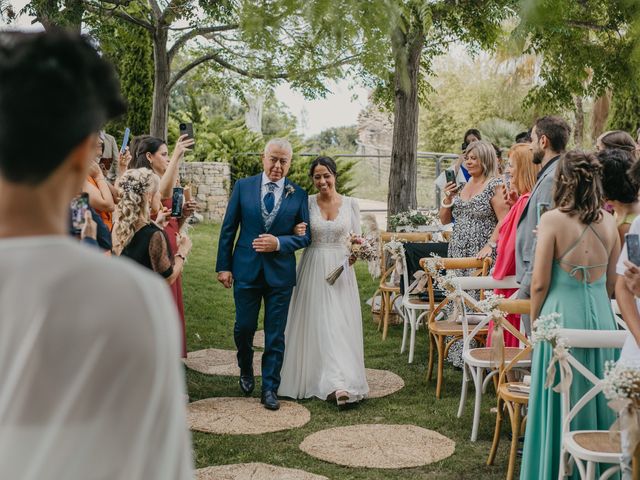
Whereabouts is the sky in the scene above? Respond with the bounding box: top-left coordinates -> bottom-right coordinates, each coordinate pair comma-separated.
3,0 -> 369,138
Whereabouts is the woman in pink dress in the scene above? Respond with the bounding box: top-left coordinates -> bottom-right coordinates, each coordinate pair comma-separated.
488,143 -> 540,347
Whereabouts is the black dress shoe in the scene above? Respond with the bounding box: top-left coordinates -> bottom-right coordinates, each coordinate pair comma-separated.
239,374 -> 255,396
261,390 -> 280,410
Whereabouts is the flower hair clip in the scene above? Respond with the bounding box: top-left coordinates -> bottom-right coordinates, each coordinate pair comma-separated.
285,184 -> 296,198
120,180 -> 146,195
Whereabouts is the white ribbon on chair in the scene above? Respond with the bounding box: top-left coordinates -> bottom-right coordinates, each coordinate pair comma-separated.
545,343 -> 573,393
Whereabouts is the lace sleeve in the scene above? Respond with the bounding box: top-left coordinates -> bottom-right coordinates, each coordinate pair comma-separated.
349,197 -> 362,235
149,230 -> 174,278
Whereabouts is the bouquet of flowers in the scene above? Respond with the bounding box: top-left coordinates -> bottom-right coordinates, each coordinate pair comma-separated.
326,232 -> 379,285
530,312 -> 563,346
603,360 -> 640,405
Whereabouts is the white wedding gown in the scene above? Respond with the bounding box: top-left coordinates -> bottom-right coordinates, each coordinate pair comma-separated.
279,195 -> 369,403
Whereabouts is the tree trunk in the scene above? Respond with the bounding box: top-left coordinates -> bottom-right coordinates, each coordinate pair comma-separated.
150,27 -> 170,139
573,95 -> 584,148
244,93 -> 265,133
591,91 -> 611,142
387,27 -> 424,224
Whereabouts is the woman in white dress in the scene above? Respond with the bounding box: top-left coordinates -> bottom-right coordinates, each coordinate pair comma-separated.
278,156 -> 369,407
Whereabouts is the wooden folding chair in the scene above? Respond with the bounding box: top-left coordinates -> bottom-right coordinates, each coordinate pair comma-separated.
419,257 -> 491,399
377,231 -> 432,340
486,299 -> 531,480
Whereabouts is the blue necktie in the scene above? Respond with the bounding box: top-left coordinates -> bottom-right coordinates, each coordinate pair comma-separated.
264,182 -> 277,214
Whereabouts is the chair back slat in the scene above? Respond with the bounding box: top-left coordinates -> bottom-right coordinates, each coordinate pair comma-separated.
420,257 -> 491,326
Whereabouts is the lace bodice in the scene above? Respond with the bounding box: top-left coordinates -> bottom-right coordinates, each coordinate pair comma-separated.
309,195 -> 361,246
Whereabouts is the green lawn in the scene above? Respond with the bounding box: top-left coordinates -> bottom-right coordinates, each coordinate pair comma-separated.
183,223 -> 514,479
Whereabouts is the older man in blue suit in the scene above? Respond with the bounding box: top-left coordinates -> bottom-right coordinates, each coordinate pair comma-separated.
216,138 -> 311,410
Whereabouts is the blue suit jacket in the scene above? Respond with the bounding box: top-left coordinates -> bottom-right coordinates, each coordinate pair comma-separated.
216,174 -> 311,287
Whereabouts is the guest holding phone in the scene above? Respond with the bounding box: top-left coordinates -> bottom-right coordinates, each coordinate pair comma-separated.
438,140 -> 509,367
113,168 -> 192,286
130,136 -> 197,357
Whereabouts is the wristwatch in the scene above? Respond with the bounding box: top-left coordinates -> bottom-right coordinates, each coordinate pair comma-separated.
487,241 -> 497,250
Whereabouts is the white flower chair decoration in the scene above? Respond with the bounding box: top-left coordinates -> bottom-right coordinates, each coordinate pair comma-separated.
552,328 -> 628,480
452,275 -> 529,442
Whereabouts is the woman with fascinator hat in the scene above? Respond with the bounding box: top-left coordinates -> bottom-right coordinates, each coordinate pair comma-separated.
520,151 -> 621,480
112,168 -> 192,283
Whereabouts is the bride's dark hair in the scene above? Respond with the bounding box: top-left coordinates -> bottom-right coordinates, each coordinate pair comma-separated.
553,150 -> 604,224
309,156 -> 338,177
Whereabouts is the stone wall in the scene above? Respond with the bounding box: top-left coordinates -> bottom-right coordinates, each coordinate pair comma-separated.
179,162 -> 230,221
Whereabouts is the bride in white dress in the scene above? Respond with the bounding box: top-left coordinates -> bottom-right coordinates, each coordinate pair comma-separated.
278,157 -> 369,406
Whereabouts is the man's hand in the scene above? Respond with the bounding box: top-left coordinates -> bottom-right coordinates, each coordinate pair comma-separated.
217,271 -> 233,288
624,260 -> 640,296
252,234 -> 278,253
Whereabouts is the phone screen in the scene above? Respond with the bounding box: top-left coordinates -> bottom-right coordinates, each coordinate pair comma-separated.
445,168 -> 456,186
120,127 -> 130,154
626,233 -> 640,266
70,193 -> 89,234
503,173 -> 511,191
171,187 -> 184,217
536,202 -> 550,224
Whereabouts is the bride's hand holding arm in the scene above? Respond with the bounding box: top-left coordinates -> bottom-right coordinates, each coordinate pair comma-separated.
293,222 -> 307,236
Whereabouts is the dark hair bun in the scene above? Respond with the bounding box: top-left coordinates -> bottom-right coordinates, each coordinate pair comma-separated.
309,156 -> 338,177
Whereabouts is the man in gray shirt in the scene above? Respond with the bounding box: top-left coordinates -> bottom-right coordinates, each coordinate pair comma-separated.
515,116 -> 571,333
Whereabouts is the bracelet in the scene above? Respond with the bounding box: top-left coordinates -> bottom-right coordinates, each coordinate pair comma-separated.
176,252 -> 187,262
440,198 -> 454,209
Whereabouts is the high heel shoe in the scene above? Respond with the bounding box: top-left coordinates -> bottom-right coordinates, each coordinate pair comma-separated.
335,390 -> 349,409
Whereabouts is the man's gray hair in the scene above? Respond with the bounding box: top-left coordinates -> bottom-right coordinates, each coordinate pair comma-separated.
264,138 -> 293,158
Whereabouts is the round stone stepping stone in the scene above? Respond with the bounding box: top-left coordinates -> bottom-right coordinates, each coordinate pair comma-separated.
365,368 -> 404,399
184,348 -> 262,376
196,463 -> 327,480
253,330 -> 265,349
188,397 -> 311,435
299,424 -> 455,469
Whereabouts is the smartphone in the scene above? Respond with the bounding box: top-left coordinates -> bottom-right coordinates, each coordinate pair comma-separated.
171,187 -> 184,217
445,168 -> 457,186
120,127 -> 130,154
70,192 -> 90,234
503,172 -> 511,191
626,233 -> 640,266
536,202 -> 550,224
461,142 -> 468,152
179,122 -> 194,145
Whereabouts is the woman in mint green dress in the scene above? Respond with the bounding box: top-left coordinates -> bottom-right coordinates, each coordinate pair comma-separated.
520,151 -> 621,480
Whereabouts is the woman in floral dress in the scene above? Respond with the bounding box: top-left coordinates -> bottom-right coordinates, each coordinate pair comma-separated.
438,140 -> 510,366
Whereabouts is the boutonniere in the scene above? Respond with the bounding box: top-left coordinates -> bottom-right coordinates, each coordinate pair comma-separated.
285,184 -> 296,198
